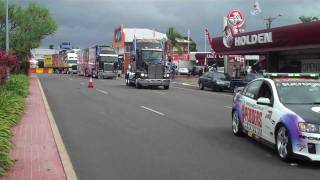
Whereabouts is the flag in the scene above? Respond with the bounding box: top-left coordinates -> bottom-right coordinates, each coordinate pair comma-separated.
133,34 -> 137,54
250,0 -> 262,15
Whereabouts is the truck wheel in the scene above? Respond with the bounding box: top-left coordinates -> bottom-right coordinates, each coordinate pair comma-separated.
164,85 -> 169,90
135,79 -> 141,89
199,82 -> 204,90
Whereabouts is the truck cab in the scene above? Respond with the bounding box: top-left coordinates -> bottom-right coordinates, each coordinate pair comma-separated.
92,46 -> 119,79
126,40 -> 170,89
66,52 -> 78,74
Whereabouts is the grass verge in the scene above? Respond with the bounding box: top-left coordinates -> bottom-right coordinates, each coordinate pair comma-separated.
0,74 -> 29,176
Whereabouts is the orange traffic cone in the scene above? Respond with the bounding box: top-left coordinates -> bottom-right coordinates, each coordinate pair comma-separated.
88,77 -> 94,88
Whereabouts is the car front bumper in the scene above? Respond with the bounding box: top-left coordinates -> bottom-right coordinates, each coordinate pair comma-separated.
137,78 -> 170,86
292,132 -> 320,161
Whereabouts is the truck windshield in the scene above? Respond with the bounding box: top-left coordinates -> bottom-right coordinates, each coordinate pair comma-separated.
100,56 -> 118,63
141,50 -> 162,62
68,60 -> 77,64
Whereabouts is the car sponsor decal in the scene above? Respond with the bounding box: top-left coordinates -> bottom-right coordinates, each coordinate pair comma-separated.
241,104 -> 262,136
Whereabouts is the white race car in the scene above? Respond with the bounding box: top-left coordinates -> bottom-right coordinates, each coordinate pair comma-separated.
232,73 -> 320,161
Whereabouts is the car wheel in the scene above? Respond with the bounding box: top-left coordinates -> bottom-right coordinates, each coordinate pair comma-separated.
199,82 -> 204,90
276,125 -> 293,161
164,85 -> 169,90
232,112 -> 243,136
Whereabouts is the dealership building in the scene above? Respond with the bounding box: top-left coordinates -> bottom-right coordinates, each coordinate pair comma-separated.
210,21 -> 320,75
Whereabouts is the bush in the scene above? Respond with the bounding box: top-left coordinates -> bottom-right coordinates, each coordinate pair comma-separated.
0,74 -> 29,97
0,74 -> 28,176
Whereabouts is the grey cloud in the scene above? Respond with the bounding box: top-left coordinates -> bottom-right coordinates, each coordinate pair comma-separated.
13,0 -> 320,50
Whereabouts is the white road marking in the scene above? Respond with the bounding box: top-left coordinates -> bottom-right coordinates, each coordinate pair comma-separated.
181,83 -> 198,87
224,106 -> 232,109
289,163 -> 298,167
172,86 -> 233,97
150,91 -> 166,95
96,89 -> 109,95
140,106 -> 165,116
80,82 -> 85,85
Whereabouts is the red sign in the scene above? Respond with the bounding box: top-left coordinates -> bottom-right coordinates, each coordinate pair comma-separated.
172,53 -> 190,61
227,9 -> 246,33
213,21 -> 320,55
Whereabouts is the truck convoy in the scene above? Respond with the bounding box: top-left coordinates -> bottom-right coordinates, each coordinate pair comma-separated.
79,45 -> 119,79
125,39 -> 170,89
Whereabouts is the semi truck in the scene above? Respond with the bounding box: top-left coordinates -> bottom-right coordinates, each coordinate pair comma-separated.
125,39 -> 170,89
79,45 -> 119,79
64,52 -> 78,74
44,54 -> 68,73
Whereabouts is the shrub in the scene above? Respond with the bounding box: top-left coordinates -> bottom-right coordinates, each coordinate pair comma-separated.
0,74 -> 28,176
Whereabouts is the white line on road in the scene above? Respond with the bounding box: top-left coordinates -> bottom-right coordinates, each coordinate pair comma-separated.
172,86 -> 233,97
140,106 -> 165,116
150,91 -> 166,95
96,89 -> 109,95
80,82 -> 85,85
224,106 -> 232,109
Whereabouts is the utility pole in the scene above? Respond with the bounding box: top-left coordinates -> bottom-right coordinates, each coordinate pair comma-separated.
204,29 -> 207,66
5,0 -> 9,53
187,29 -> 190,54
264,13 -> 283,29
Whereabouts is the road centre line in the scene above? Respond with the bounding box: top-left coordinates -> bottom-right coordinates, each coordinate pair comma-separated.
172,86 -> 233,97
96,89 -> 109,95
140,106 -> 165,116
149,91 -> 166,95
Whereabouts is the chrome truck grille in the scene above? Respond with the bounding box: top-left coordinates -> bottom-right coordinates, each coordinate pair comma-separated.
148,64 -> 164,79
104,63 -> 114,71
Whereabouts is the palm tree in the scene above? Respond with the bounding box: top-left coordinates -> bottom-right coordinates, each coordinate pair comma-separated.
299,16 -> 319,23
166,27 -> 184,56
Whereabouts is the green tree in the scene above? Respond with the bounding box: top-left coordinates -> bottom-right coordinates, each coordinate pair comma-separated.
0,1 -> 57,69
166,27 -> 197,55
299,16 -> 319,23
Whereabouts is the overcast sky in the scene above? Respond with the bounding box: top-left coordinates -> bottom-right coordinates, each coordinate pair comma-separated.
14,0 -> 320,51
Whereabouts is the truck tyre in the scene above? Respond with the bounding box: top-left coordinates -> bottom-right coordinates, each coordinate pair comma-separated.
199,82 -> 204,90
135,79 -> 141,89
164,85 -> 169,90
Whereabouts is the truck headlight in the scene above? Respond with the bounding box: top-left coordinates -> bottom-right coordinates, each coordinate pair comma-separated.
298,122 -> 319,133
140,73 -> 147,77
164,74 -> 170,78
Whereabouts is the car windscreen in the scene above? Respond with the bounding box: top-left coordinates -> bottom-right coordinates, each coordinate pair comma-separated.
215,73 -> 230,81
245,73 -> 263,82
100,56 -> 118,63
276,81 -> 320,104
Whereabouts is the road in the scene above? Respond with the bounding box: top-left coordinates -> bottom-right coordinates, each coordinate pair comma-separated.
39,74 -> 320,180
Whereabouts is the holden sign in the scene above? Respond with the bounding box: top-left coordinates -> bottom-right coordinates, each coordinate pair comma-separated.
227,9 -> 246,34
235,32 -> 273,47
223,26 -> 234,48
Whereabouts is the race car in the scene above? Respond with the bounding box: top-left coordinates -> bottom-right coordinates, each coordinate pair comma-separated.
232,73 -> 320,161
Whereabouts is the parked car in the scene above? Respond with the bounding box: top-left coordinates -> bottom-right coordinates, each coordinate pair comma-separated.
230,73 -> 264,92
198,71 -> 231,91
177,67 -> 190,75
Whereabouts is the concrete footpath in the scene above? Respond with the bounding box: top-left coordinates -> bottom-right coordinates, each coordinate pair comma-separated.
0,76 -> 76,180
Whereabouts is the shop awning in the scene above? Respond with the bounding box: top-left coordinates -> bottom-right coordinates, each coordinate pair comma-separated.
211,21 -> 320,55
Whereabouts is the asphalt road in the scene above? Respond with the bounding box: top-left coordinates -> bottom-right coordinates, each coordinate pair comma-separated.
39,74 -> 320,180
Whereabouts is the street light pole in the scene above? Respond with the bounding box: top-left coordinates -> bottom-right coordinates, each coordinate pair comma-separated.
5,0 -> 9,53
